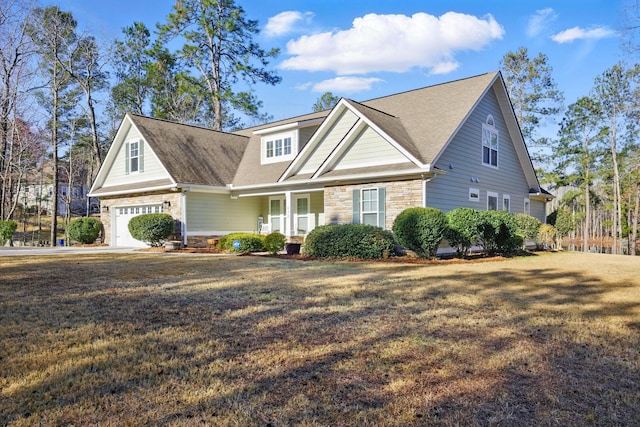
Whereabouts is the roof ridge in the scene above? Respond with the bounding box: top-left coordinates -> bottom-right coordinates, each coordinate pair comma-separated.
344,98 -> 398,119
128,113 -> 248,138
360,71 -> 497,104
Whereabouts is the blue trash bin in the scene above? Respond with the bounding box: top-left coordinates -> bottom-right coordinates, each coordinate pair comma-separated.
58,239 -> 64,246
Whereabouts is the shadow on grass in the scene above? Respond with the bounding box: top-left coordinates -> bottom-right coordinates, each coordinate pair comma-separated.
1,253 -> 639,426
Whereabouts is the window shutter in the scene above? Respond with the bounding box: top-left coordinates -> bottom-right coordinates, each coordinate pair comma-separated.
125,142 -> 130,175
139,140 -> 144,172
352,189 -> 360,224
378,187 -> 386,228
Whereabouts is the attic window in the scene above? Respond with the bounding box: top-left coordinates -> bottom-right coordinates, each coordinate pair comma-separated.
262,131 -> 296,164
125,140 -> 144,174
482,115 -> 498,168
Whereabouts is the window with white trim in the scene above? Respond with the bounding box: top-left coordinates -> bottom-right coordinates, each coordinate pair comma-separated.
503,194 -> 511,212
487,191 -> 498,211
262,132 -> 296,164
482,115 -> 498,167
361,188 -> 379,226
469,188 -> 480,202
524,198 -> 530,215
269,197 -> 286,233
125,140 -> 144,174
352,187 -> 386,228
294,194 -> 310,235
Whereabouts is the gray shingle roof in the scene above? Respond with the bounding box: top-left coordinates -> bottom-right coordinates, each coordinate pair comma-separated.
129,114 -> 249,187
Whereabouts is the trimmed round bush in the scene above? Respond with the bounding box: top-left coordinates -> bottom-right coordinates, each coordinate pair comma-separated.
67,217 -> 102,244
446,207 -> 482,258
128,213 -> 174,247
514,213 -> 542,244
477,210 -> 520,255
302,224 -> 396,259
264,232 -> 286,254
0,220 -> 18,243
219,232 -> 265,253
392,207 -> 447,259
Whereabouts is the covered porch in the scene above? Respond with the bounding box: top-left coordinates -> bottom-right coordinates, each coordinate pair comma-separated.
249,190 -> 325,241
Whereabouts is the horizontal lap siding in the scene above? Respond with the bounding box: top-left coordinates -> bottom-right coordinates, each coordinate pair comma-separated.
186,192 -> 261,233
299,110 -> 358,174
334,126 -> 410,170
103,126 -> 169,187
428,88 -> 531,215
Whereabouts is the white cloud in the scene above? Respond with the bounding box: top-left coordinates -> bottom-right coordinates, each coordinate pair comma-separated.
527,8 -> 557,37
311,77 -> 384,93
265,11 -> 314,37
551,26 -> 616,43
279,12 -> 505,75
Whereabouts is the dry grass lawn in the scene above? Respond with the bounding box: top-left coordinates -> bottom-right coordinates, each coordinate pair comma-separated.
1,252 -> 639,426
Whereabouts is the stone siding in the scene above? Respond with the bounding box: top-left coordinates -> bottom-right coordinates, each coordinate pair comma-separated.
324,179 -> 423,230
99,192 -> 182,245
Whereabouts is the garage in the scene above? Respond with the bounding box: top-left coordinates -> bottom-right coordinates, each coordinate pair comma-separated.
114,204 -> 164,247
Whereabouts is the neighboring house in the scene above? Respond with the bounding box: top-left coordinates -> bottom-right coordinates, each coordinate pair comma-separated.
17,162 -> 90,217
89,71 -> 553,248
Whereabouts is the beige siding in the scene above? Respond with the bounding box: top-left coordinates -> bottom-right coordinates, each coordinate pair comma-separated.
103,126 -> 171,187
333,126 -> 410,170
299,110 -> 358,174
186,192 -> 261,233
310,191 -> 325,228
298,125 -> 319,151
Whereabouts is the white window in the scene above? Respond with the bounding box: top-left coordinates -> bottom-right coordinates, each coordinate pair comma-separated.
482,115 -> 498,168
361,188 -> 379,226
503,194 -> 511,212
294,194 -> 310,235
487,191 -> 498,211
469,188 -> 480,202
130,141 -> 139,172
269,197 -> 285,233
524,198 -> 531,215
262,132 -> 296,164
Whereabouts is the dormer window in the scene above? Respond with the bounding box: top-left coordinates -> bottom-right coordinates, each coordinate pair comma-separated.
261,131 -> 296,164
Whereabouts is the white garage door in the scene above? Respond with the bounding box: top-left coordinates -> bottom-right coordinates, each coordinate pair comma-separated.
114,204 -> 164,247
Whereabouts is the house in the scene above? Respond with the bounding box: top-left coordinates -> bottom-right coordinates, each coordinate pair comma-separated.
89,71 -> 553,248
17,161 -> 91,217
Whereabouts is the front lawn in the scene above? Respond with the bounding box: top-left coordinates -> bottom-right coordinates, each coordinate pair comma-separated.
1,252 -> 639,426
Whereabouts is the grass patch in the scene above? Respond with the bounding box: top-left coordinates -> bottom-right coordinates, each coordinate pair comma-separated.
1,252 -> 639,426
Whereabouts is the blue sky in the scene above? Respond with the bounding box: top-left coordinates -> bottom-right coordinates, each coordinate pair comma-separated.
55,0 -> 624,125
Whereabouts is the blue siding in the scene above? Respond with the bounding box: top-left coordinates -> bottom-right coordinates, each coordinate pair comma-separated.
427,88 -> 542,220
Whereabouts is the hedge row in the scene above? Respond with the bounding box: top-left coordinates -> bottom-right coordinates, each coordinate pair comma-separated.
210,208 -> 543,260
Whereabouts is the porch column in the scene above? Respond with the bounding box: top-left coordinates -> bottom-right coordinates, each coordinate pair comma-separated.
285,191 -> 293,238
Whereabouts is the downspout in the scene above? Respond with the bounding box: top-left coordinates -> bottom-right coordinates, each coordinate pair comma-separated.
181,187 -> 190,246
422,174 -> 436,207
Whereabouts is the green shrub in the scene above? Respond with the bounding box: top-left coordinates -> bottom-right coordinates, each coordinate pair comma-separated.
128,213 -> 174,247
477,210 -> 520,255
0,220 -> 18,244
67,217 -> 102,244
446,207 -> 482,258
514,213 -> 542,245
302,224 -> 396,259
219,232 -> 265,253
392,207 -> 447,259
538,223 -> 557,249
264,232 -> 286,254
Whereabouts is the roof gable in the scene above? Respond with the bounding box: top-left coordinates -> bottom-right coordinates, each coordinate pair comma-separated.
90,114 -> 249,195
279,99 -> 424,182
